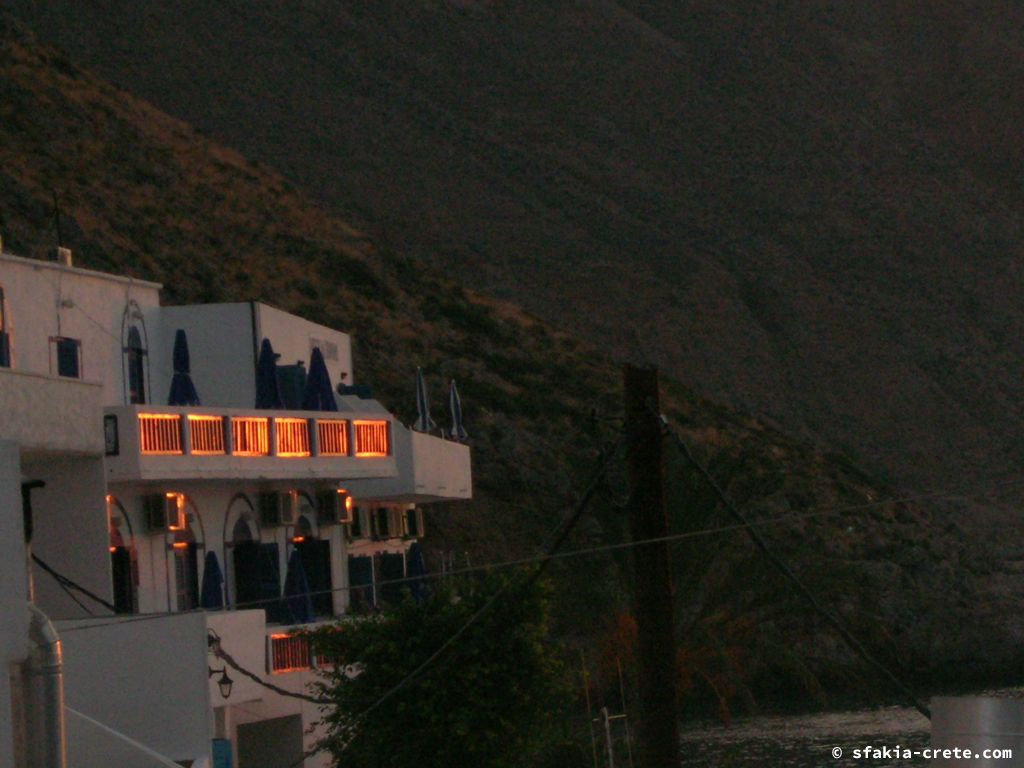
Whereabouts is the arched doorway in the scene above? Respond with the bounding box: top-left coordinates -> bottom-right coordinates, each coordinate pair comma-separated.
169,496 -> 204,611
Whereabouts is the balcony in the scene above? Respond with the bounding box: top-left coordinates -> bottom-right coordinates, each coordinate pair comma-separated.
267,624 -> 339,675
104,405 -> 398,483
0,368 -> 104,457
346,424 -> 472,503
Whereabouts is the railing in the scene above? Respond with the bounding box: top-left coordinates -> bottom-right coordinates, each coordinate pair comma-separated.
138,414 -> 183,454
317,419 -> 350,456
354,420 -> 390,457
268,631 -> 338,674
188,414 -> 225,454
275,418 -> 311,457
232,417 -> 269,456
126,409 -> 393,462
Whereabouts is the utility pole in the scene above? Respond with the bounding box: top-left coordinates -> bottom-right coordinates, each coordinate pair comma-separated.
623,364 -> 679,767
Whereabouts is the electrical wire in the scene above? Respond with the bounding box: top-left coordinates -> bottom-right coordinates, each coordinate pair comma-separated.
656,408 -> 932,720
206,629 -> 329,706
31,553 -> 117,614
56,468 -> 1024,635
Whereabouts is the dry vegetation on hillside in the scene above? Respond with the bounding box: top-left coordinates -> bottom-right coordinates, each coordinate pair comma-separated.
2,14 -> 1021,710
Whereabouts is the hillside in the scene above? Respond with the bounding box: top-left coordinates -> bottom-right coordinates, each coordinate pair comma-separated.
1,15 -> 1021,712
9,0 -> 1024,498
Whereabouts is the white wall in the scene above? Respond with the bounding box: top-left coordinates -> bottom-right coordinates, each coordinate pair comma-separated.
23,456 -> 110,619
0,369 -> 104,456
0,441 -> 26,768
158,303 -> 257,409
0,253 -> 162,407
57,612 -> 212,764
157,302 -> 355,411
255,303 -> 353,389
346,425 -> 472,503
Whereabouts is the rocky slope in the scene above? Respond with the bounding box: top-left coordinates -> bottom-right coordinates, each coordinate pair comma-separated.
10,0 -> 1024,497
2,15 -> 1022,712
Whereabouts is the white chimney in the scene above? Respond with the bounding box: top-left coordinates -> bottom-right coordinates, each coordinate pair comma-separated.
49,247 -> 73,267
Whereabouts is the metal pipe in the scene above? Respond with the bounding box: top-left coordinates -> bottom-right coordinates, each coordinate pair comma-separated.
27,603 -> 66,768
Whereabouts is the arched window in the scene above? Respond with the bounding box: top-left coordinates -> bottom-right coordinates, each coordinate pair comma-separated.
121,301 -> 150,404
107,495 -> 137,614
126,326 -> 146,404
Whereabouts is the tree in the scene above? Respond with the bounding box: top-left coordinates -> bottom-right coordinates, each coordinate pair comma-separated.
310,574 -> 581,768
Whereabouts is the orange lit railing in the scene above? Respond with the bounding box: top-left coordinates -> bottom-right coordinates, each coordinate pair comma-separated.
268,632 -> 338,674
188,415 -> 225,454
232,417 -> 269,456
128,410 -> 391,461
138,414 -> 183,454
269,633 -> 312,674
276,418 -> 311,457
354,420 -> 390,457
317,419 -> 350,456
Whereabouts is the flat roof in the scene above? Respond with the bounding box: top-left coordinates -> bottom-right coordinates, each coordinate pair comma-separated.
0,250 -> 163,290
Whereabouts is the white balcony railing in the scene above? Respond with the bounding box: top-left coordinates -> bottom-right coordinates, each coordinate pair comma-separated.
104,405 -> 397,482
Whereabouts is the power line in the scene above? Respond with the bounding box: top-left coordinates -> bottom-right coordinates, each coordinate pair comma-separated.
56,469 -> 1024,635
656,408 -> 932,720
319,438 -> 624,762
32,553 -> 117,614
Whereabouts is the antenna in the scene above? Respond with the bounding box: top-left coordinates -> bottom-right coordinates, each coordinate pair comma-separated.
51,189 -> 63,248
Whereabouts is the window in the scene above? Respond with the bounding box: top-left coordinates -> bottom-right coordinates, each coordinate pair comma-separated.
373,507 -> 392,540
0,286 -> 10,368
50,336 -> 81,378
346,506 -> 368,541
125,326 -> 146,404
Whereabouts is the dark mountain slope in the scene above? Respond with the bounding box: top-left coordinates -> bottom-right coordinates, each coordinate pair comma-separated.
9,0 -> 1024,494
2,15 -> 1022,708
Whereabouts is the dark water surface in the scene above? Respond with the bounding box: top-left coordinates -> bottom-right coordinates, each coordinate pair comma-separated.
679,705 -> 931,767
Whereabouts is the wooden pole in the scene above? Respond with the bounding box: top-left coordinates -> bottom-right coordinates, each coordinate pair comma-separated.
623,364 -> 679,767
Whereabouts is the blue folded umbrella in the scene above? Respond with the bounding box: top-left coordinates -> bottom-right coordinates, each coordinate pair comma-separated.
255,338 -> 284,409
283,549 -> 315,624
200,551 -> 224,609
167,329 -> 201,406
302,346 -> 338,411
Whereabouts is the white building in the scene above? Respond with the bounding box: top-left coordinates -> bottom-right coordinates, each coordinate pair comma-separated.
0,246 -> 471,767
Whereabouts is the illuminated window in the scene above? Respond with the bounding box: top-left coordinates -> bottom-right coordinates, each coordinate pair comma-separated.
317,419 -> 350,456
138,414 -> 183,454
188,415 -> 226,454
276,418 -> 311,457
232,417 -> 269,456
354,420 -> 390,457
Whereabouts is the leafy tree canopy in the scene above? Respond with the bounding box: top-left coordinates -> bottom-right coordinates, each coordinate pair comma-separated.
310,574 -> 586,768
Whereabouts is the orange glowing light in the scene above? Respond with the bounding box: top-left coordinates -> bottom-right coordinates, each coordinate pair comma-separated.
109,546 -> 117,553
292,536 -> 306,543
172,541 -> 189,550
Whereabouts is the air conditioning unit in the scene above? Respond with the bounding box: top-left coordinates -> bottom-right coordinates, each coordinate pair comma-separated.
260,490 -> 297,527
316,489 -> 354,526
144,493 -> 186,533
402,507 -> 425,539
